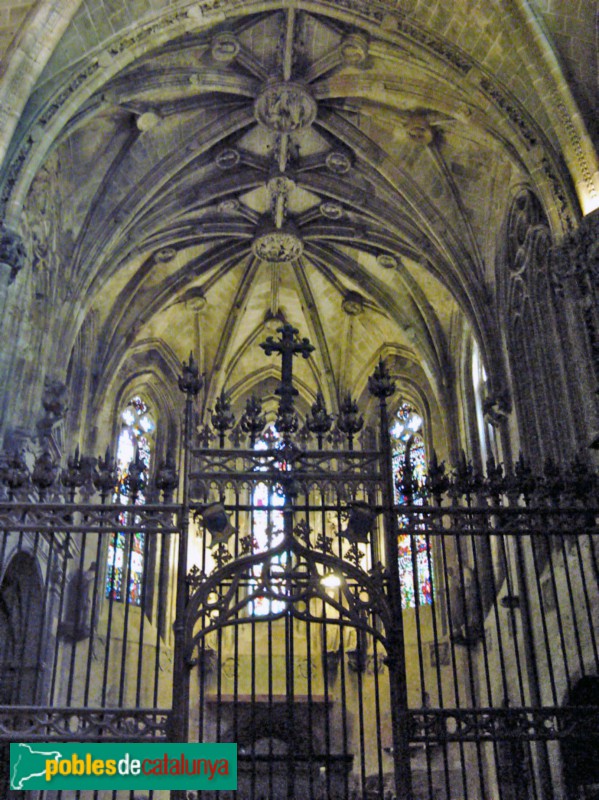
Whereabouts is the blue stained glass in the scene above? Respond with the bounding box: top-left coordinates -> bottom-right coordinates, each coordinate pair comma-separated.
250,425 -> 287,615
391,403 -> 433,609
105,396 -> 154,605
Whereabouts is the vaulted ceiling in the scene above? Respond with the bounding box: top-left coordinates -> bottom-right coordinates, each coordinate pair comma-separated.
0,0 -> 597,451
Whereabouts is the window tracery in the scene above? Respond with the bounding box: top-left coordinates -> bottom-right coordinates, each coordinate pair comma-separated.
105,396 -> 155,605
250,424 -> 287,616
391,403 -> 433,609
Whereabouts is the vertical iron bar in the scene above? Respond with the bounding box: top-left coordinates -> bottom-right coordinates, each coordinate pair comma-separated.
153,529 -> 168,709
529,526 -> 559,704
557,529 -> 585,676
371,631 -> 385,800
373,375 -> 413,800
65,530 -> 88,706
250,613 -> 257,799
338,591 -> 350,800
571,527 -> 599,672
433,517 -> 470,800
135,524 -> 151,708
513,527 -> 552,800
170,353 -> 201,793
284,494 -> 296,800
422,506 -> 453,800
84,530 -> 104,706
50,531 -> 71,705
38,529 -> 57,705
453,516 -> 486,799
354,622 -> 367,798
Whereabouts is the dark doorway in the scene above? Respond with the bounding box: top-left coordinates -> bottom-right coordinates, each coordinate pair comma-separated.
0,552 -> 45,798
562,676 -> 599,800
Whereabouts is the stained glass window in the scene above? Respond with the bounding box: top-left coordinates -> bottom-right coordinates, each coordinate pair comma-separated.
106,396 -> 155,605
250,425 -> 287,616
391,403 -> 433,609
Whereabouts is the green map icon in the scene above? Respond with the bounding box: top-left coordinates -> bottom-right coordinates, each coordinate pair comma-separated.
11,743 -> 63,789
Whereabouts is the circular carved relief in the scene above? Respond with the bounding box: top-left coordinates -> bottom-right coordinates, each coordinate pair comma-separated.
253,225 -> 304,263
342,291 -> 365,316
340,34 -> 369,66
326,151 -> 351,174
255,82 -> 317,133
218,198 -> 240,214
136,111 -> 161,132
267,174 -> 296,197
155,247 -> 177,263
190,295 -> 207,313
216,149 -> 240,169
377,253 -> 398,269
320,202 -> 344,220
406,116 -> 433,145
211,33 -> 240,62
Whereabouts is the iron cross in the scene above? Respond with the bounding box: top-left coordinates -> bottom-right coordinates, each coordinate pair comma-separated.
260,324 -> 314,406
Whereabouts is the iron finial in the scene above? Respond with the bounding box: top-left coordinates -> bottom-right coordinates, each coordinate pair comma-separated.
368,359 -> 396,399
178,352 -> 203,396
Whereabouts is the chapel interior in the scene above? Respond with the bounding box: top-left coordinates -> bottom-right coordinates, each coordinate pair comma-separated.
0,1 -> 598,799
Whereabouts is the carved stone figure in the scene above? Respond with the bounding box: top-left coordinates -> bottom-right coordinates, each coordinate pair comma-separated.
255,82 -> 317,133
0,226 -> 27,282
253,228 -> 304,262
37,376 -> 68,438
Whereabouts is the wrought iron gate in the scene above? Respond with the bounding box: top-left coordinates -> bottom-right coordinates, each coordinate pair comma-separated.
169,328 -> 413,800
0,325 -> 598,800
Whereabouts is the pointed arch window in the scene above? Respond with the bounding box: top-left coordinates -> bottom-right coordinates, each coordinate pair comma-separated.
105,396 -> 155,605
472,342 -> 497,465
250,424 -> 287,616
391,403 -> 433,609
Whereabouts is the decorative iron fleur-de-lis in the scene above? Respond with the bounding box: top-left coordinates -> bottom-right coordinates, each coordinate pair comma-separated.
305,392 -> 334,449
507,452 -> 536,503
178,352 -> 203,396
563,453 -> 596,503
337,393 -> 364,450
484,454 -> 505,502
425,450 -> 449,504
94,446 -> 118,501
61,446 -> 86,500
542,457 -> 565,505
275,405 -> 299,436
32,450 -> 58,498
239,395 -> 266,446
450,451 -> 482,502
125,450 -> 147,501
367,359 -> 396,399
211,389 -> 236,447
0,450 -> 29,498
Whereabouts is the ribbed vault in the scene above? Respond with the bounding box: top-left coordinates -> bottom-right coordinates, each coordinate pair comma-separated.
0,0 -> 597,458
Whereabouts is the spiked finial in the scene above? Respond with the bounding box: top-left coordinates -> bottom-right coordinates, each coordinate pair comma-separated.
178,352 -> 203,396
368,359 -> 396,399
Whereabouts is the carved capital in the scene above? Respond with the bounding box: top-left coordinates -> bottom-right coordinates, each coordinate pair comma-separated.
553,209 -> 599,285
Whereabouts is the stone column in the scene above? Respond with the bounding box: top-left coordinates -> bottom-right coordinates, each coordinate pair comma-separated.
552,209 -> 599,451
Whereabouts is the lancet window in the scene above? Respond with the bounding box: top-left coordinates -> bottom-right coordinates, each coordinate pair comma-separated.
391,403 -> 433,609
105,396 -> 155,605
250,424 -> 287,616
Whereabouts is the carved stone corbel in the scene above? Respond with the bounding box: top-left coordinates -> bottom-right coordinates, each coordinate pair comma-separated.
482,389 -> 511,427
0,225 -> 27,283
